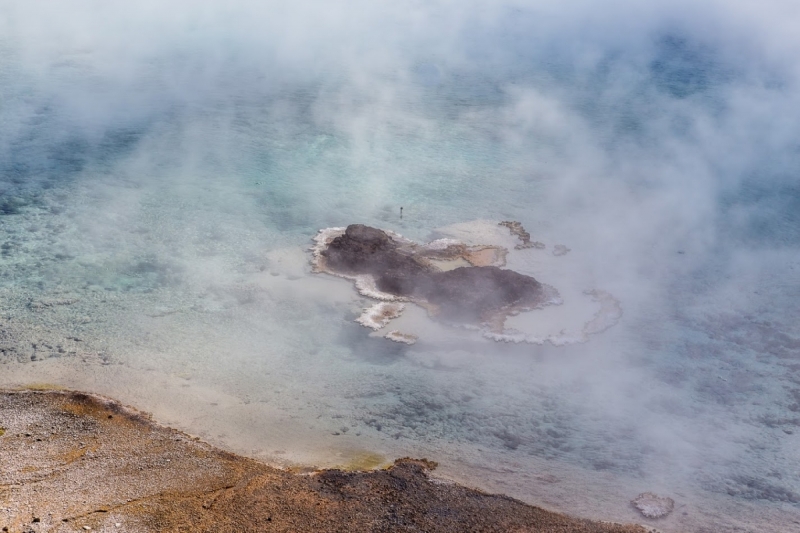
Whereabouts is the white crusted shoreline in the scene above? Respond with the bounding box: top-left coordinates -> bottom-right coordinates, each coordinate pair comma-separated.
356,302 -> 406,330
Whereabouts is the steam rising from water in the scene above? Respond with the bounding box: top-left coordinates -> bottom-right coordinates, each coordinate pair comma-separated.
2,1 -> 800,531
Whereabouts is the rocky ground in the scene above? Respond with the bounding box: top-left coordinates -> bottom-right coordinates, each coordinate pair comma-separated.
0,389 -> 650,533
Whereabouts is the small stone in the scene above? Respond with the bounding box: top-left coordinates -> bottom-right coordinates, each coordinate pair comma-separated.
83,526 -> 92,531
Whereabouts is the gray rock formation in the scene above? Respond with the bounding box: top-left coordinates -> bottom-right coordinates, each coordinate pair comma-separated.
321,224 -> 553,323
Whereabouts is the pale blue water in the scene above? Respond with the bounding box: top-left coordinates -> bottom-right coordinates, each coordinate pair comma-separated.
2,3 -> 800,531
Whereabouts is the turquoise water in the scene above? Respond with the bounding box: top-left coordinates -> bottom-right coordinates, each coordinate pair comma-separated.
2,2 -> 800,531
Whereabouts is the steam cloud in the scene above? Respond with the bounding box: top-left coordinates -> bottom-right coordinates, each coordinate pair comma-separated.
1,1 -> 800,531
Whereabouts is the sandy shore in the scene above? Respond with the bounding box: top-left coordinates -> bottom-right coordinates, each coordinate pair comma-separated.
0,389 -> 650,533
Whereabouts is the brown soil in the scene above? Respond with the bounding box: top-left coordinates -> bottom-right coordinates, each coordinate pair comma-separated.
0,389 -> 647,533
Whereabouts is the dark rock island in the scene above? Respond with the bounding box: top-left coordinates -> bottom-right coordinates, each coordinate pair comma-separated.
319,224 -> 557,323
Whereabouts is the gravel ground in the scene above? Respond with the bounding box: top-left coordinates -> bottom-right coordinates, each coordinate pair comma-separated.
0,389 -> 650,533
